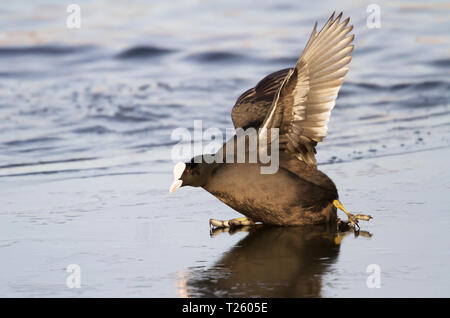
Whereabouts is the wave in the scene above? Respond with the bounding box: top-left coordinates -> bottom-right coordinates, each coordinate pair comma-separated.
186,51 -> 247,63
0,45 -> 94,57
3,136 -> 61,147
430,58 -> 450,68
116,46 -> 175,59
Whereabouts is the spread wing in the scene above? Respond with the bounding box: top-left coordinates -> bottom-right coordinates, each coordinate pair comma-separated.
261,12 -> 354,167
231,68 -> 291,129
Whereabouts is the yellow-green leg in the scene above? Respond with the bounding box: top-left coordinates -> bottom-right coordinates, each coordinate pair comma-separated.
209,217 -> 255,229
333,199 -> 372,230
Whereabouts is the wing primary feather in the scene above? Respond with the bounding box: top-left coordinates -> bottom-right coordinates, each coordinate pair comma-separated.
258,12 -> 354,167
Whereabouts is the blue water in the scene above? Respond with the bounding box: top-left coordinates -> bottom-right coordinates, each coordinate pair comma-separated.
0,0 -> 449,297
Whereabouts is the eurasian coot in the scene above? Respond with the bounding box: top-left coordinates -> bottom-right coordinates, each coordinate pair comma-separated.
170,12 -> 372,229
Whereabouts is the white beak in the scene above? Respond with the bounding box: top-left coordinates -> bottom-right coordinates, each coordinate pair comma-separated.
169,179 -> 183,193
169,162 -> 186,193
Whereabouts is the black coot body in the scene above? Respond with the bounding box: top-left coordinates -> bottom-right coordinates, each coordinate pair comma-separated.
203,158 -> 338,225
170,13 -> 368,227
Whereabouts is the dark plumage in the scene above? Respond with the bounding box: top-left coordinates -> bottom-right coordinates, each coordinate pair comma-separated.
170,13 -> 372,228
231,68 -> 291,129
181,151 -> 339,225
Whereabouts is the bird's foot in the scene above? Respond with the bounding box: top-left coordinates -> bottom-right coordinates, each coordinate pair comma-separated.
333,200 -> 372,231
209,217 -> 255,229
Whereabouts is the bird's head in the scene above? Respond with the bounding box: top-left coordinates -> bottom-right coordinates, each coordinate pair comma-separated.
169,156 -> 213,193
